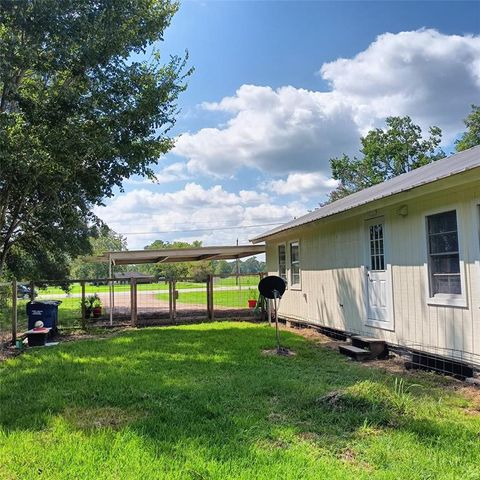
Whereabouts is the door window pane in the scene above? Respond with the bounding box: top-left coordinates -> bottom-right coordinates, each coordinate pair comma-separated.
369,224 -> 385,271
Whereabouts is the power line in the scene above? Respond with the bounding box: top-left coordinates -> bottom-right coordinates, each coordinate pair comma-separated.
116,221 -> 286,236
107,217 -> 294,229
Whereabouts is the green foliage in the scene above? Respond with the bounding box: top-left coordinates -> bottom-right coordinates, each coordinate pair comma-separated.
455,105 -> 480,152
139,239 -> 207,279
70,226 -> 127,280
0,0 -> 191,279
214,260 -> 234,276
329,116 -> 445,201
81,294 -> 102,310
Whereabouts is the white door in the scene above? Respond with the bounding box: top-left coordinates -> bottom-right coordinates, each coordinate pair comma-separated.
365,220 -> 393,329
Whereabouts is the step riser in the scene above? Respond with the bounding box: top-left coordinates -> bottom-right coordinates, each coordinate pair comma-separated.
351,338 -> 388,359
338,345 -> 373,361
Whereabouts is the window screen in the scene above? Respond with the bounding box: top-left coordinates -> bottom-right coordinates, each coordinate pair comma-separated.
427,210 -> 461,295
278,245 -> 286,281
290,242 -> 300,286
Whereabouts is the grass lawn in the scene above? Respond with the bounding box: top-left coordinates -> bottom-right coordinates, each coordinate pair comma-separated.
157,289 -> 256,308
0,322 -> 479,479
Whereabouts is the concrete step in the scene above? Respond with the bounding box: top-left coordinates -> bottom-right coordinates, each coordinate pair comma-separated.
339,345 -> 372,361
351,336 -> 388,359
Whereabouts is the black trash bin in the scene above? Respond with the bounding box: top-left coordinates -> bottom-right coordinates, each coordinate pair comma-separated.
26,300 -> 62,333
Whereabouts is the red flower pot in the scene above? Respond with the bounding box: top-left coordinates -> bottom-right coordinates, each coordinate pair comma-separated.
248,300 -> 257,308
92,307 -> 102,318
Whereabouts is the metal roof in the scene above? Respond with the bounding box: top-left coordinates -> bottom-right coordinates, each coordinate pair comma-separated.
92,245 -> 265,265
251,145 -> 480,243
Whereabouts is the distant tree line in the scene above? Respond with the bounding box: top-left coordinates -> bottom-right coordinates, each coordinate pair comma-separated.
68,234 -> 265,282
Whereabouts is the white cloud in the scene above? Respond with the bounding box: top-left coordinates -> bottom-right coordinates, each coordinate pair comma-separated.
264,172 -> 339,198
94,183 -> 305,249
176,85 -> 359,176
124,162 -> 191,186
175,29 -> 480,178
320,29 -> 480,139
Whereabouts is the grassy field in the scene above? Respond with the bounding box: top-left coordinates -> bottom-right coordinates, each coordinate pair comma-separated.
0,322 -> 479,479
157,289 -> 257,308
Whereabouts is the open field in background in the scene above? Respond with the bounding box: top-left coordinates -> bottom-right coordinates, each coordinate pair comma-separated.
32,276 -> 260,296
1,322 -> 479,479
158,289 -> 258,308
0,275 -> 261,335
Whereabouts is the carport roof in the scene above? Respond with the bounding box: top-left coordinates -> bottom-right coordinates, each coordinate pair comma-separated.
92,245 -> 265,265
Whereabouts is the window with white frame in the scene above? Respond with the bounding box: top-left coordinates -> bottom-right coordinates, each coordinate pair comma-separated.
290,241 -> 300,286
278,244 -> 286,281
427,210 -> 461,296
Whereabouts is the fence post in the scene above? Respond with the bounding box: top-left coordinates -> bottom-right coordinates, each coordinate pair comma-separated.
168,279 -> 173,322
207,275 -> 214,320
29,280 -> 35,302
80,281 -> 86,327
11,279 -> 17,344
130,278 -> 137,326
172,279 -> 177,323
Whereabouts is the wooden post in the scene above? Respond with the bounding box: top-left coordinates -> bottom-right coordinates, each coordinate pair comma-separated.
81,281 -> 86,328
130,278 -> 137,326
172,279 -> 177,323
206,275 -> 211,320
108,254 -> 114,326
29,280 -> 35,302
168,279 -> 173,322
207,275 -> 214,320
11,280 -> 17,344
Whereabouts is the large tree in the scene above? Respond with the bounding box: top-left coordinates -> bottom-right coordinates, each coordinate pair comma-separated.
328,116 -> 444,202
455,105 -> 480,152
0,0 -> 191,279
69,226 -> 127,280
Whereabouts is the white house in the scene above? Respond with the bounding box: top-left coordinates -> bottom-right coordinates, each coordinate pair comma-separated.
252,146 -> 480,369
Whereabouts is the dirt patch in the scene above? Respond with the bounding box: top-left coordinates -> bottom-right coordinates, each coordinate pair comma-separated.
279,324 -> 340,350
64,406 -> 142,430
297,431 -> 320,443
316,390 -> 346,408
262,348 -> 296,357
339,447 -> 373,471
267,412 -> 286,423
0,345 -> 22,363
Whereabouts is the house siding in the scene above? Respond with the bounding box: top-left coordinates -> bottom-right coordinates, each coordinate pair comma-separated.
266,181 -> 480,366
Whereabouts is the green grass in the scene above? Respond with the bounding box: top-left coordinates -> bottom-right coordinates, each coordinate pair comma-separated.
157,289 -> 256,308
0,322 -> 479,479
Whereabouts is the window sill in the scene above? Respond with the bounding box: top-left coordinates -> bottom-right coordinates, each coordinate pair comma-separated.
289,284 -> 302,291
427,295 -> 467,308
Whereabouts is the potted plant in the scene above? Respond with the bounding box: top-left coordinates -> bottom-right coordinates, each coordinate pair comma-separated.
81,295 -> 94,319
92,295 -> 102,318
247,289 -> 257,308
81,294 -> 102,319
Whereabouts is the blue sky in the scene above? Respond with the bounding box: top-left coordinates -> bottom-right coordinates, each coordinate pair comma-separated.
95,1 -> 480,249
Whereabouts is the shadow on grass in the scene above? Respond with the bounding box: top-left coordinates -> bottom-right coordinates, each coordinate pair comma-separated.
0,323 -> 478,466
